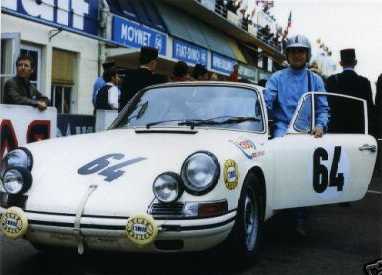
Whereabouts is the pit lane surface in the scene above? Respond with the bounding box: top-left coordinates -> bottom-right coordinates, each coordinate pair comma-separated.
1,176 -> 381,275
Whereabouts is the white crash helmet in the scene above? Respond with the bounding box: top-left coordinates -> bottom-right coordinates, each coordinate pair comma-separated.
285,34 -> 312,61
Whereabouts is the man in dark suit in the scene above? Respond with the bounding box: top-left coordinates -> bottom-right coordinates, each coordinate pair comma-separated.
326,48 -> 375,136
376,73 -> 382,138
119,47 -> 167,112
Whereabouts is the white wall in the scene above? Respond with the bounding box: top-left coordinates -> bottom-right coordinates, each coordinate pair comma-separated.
1,14 -> 99,114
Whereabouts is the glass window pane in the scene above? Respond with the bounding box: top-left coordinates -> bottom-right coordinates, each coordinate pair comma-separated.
294,95 -> 312,133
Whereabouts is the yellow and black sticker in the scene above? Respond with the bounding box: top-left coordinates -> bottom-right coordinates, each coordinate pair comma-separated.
125,214 -> 158,247
0,207 -> 28,240
224,160 -> 239,190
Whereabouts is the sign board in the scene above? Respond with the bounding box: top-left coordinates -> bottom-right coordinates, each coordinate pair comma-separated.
173,39 -> 208,66
211,52 -> 236,75
1,0 -> 99,36
112,16 -> 167,56
0,104 -> 57,160
57,114 -> 95,137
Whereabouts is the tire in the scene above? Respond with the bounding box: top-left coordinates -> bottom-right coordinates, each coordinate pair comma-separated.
222,175 -> 264,262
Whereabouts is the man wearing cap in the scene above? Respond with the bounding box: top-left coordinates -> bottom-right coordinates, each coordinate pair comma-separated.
264,34 -> 329,237
119,47 -> 167,112
326,49 -> 375,136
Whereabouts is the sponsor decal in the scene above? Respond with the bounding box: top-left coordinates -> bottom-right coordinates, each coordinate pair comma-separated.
224,160 -> 239,190
0,207 -> 28,240
125,214 -> 158,246
229,138 -> 264,160
364,258 -> 382,275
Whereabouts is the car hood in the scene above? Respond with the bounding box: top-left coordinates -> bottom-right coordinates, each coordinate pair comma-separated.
24,128 -> 264,217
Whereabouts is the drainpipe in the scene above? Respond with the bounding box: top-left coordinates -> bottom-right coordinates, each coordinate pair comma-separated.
98,0 -> 109,76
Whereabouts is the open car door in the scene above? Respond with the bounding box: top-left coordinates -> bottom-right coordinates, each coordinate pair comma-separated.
270,92 -> 377,209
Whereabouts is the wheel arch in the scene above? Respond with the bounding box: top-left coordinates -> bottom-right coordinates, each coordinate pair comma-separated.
243,166 -> 266,221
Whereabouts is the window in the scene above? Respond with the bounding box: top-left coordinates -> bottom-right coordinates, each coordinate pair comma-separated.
1,32 -> 20,102
51,48 -> 76,113
51,85 -> 72,114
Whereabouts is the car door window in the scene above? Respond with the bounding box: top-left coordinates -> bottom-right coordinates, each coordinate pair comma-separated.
293,94 -> 312,133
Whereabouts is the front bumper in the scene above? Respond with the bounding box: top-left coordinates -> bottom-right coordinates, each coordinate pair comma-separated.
0,207 -> 236,252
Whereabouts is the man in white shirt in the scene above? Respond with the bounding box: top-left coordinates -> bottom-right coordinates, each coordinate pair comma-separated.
94,67 -> 120,110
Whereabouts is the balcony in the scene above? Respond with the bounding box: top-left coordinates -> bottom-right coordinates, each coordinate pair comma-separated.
160,0 -> 285,63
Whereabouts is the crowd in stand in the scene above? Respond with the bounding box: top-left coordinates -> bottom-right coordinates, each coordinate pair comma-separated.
200,0 -> 286,52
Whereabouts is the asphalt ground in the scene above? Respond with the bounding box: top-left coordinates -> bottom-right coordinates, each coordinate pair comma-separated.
1,175 -> 381,275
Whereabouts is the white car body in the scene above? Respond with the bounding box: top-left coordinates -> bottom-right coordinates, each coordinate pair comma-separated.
0,82 -> 377,256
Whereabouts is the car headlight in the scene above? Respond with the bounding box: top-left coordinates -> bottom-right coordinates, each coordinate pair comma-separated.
181,151 -> 220,195
153,172 -> 183,203
2,167 -> 32,195
1,148 -> 33,173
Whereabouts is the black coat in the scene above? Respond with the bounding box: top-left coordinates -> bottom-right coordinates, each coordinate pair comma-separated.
375,74 -> 382,138
326,70 -> 375,136
119,68 -> 168,112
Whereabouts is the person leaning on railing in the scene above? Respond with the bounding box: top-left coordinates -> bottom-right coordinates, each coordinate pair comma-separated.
3,54 -> 49,111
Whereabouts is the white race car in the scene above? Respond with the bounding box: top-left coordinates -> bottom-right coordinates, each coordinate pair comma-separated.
0,82 -> 377,260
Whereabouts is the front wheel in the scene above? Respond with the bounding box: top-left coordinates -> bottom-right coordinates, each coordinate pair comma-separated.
223,177 -> 264,262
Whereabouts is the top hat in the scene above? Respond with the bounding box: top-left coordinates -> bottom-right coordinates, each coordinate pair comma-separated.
340,48 -> 356,63
140,47 -> 159,65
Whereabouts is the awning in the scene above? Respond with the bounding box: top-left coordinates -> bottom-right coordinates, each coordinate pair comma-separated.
106,0 -> 166,32
155,2 -> 238,60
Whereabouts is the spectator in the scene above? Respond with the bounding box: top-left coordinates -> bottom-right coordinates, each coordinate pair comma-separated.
94,67 -> 120,110
3,54 -> 49,111
192,64 -> 209,80
119,47 -> 167,112
326,48 -> 376,136
228,64 -> 239,81
171,61 -> 190,82
257,78 -> 267,87
92,61 -> 115,108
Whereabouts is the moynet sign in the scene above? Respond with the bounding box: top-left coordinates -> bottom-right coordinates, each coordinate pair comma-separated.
1,0 -> 99,35
112,16 -> 167,56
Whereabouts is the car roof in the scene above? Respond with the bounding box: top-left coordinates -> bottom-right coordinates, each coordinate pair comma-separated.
145,81 -> 264,93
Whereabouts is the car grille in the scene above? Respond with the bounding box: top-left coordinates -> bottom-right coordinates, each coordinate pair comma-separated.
148,202 -> 184,218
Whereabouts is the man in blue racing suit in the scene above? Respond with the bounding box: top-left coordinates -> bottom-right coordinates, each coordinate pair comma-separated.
265,34 -> 329,138
264,34 -> 329,237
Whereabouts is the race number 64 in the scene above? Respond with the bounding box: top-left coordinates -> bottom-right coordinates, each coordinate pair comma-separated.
313,146 -> 344,193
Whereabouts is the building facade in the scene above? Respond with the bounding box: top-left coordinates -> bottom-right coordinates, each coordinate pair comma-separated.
1,0 -> 285,115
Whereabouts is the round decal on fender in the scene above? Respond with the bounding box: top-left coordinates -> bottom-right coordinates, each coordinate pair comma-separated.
224,160 -> 239,190
0,207 -> 28,240
125,214 -> 158,246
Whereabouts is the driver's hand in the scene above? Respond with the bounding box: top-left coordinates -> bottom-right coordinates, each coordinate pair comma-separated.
36,101 -> 47,111
311,127 -> 324,138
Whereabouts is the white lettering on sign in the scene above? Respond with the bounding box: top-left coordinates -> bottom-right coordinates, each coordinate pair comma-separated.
213,56 -> 234,71
2,0 -> 17,10
2,0 -> 90,31
57,0 -> 69,26
71,0 -> 89,30
121,24 -> 151,46
175,44 -> 200,62
22,0 -> 54,21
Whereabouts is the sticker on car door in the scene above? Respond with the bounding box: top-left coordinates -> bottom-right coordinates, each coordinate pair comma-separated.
312,146 -> 350,199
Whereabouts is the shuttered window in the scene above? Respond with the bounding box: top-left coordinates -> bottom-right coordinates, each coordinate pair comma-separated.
52,48 -> 76,85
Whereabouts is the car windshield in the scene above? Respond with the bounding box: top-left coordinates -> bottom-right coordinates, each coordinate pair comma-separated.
114,85 -> 264,132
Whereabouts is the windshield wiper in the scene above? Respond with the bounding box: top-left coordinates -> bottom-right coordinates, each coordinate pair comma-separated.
145,119 -> 186,129
128,101 -> 149,122
178,116 -> 260,129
